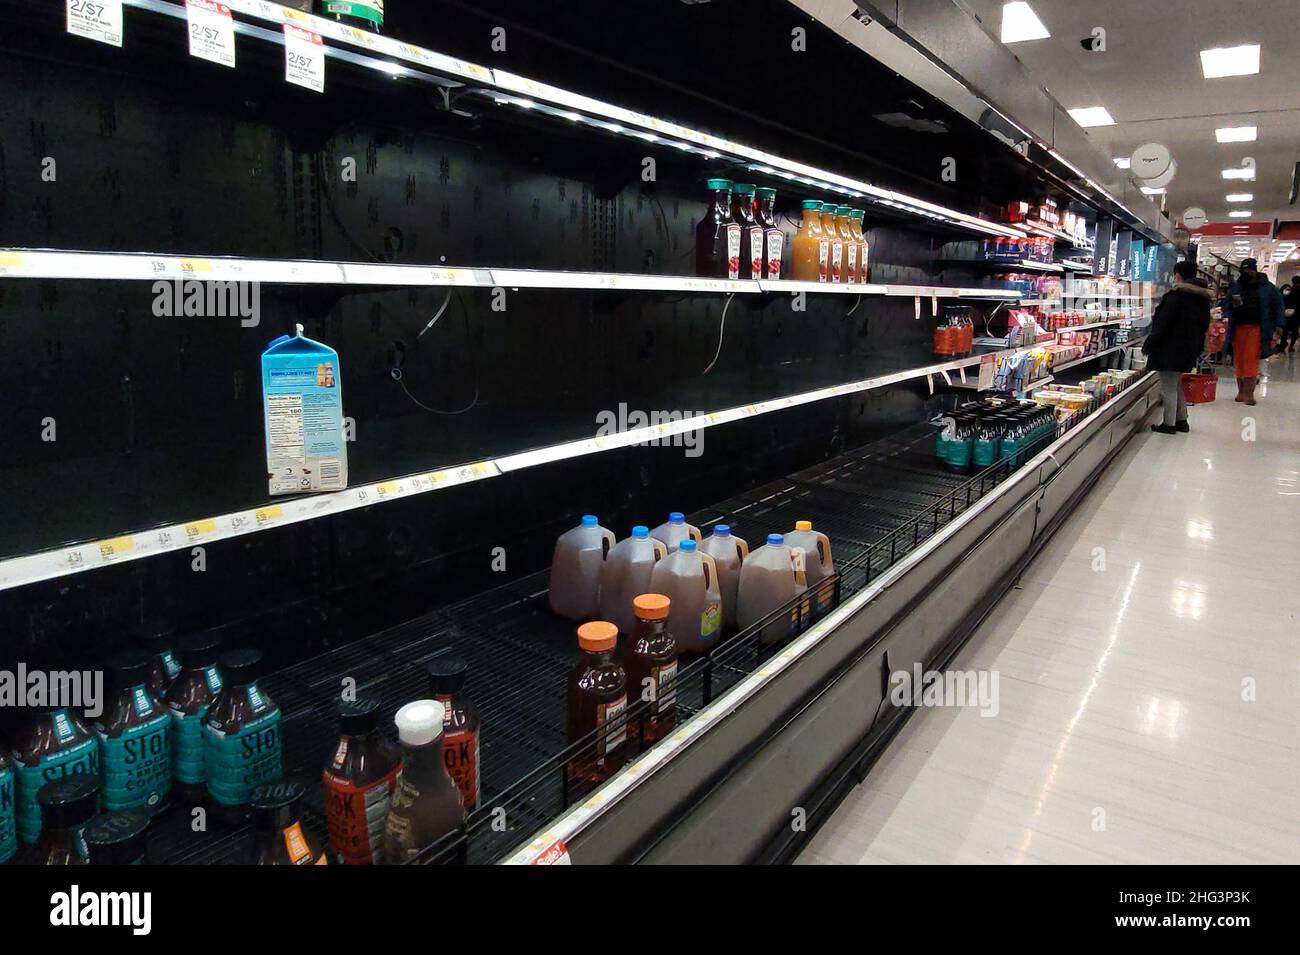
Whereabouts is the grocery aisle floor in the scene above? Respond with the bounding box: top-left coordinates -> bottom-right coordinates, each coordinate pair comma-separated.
799,357 -> 1300,864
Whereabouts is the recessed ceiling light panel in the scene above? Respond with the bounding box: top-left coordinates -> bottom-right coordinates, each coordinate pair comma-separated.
1215,125 -> 1258,142
1199,44 -> 1261,78
1068,107 -> 1116,128
1001,2 -> 1051,43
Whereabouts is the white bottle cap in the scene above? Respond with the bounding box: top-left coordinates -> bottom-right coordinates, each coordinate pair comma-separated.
395,699 -> 446,746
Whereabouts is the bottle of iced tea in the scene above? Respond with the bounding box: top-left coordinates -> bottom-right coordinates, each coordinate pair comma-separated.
566,621 -> 628,784
623,595 -> 678,746
426,659 -> 481,813
382,700 -> 465,864
322,699 -> 401,865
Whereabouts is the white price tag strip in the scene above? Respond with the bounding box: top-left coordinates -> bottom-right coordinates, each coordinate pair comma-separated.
186,0 -> 235,68
67,0 -> 123,46
283,24 -> 325,93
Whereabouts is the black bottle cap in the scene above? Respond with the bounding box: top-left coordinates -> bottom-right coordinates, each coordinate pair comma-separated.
425,657 -> 468,695
110,650 -> 154,689
338,698 -> 381,735
219,648 -> 263,687
177,632 -> 222,668
83,809 -> 150,865
249,781 -> 305,831
37,773 -> 100,830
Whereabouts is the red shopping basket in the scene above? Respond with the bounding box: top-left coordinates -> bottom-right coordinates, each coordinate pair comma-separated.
1181,373 -> 1217,404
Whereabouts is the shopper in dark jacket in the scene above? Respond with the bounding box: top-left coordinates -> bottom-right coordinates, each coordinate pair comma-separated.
1282,276 -> 1300,353
1144,260 -> 1213,434
1223,258 -> 1284,404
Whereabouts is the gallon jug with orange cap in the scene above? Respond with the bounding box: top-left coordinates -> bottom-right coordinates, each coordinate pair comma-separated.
567,621 -> 628,784
737,533 -> 807,644
548,515 -> 615,621
785,521 -> 835,616
649,512 -> 701,553
699,524 -> 749,630
623,594 -> 678,745
599,526 -> 667,635
649,539 -> 721,655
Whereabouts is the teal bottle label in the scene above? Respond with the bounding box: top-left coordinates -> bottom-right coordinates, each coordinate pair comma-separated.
0,764 -> 16,864
950,438 -> 972,469
170,665 -> 223,785
1000,437 -> 1017,462
973,438 -> 998,467
160,650 -> 181,682
13,731 -> 100,845
96,694 -> 173,812
203,687 -> 282,806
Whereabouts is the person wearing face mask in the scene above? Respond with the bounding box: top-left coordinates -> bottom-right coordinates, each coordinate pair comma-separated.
1281,275 -> 1300,354
1222,258 -> 1284,405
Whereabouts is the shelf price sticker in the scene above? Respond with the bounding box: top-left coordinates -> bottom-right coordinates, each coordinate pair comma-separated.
284,24 -> 325,93
185,518 -> 218,540
186,1 -> 236,69
67,0 -> 123,47
254,505 -> 283,527
98,536 -> 134,562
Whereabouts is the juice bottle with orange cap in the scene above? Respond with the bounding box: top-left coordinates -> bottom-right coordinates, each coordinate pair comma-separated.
790,199 -> 828,282
623,594 -> 678,746
835,206 -> 859,284
820,203 -> 845,283
850,209 -> 870,283
731,183 -> 764,280
567,622 -> 628,784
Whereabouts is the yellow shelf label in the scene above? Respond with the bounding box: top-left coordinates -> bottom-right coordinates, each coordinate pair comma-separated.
180,258 -> 212,273
377,481 -> 400,495
0,251 -> 23,268
99,536 -> 135,559
185,519 -> 217,538
255,505 -> 283,525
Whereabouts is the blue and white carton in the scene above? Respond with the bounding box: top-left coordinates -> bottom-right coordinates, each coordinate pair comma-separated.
261,324 -> 348,495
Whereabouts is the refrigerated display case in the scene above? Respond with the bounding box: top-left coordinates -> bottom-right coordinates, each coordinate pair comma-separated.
0,0 -> 1166,866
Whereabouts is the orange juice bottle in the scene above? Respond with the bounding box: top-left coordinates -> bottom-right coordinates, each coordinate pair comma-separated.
850,209 -> 870,283
790,199 -> 828,282
835,206 -> 859,284
819,203 -> 844,283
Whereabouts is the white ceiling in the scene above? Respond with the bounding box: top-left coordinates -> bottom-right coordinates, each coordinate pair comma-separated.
963,0 -> 1300,264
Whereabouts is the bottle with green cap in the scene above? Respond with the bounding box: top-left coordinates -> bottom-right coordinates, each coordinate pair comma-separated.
792,199 -> 829,282
754,187 -> 785,278
695,178 -> 742,280
849,209 -> 871,283
730,183 -> 764,279
819,203 -> 845,283
835,206 -> 860,284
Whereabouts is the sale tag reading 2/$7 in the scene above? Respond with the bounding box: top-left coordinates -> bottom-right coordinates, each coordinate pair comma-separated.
186,0 -> 235,68
67,0 -> 124,47
283,24 -> 325,93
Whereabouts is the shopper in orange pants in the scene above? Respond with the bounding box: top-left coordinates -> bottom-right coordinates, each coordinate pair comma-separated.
1224,258 -> 1284,406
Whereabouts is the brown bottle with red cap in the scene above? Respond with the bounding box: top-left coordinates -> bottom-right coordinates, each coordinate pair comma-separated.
566,621 -> 628,784
623,594 -> 678,746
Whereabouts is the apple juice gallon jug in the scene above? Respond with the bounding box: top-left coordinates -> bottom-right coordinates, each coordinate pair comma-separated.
204,649 -> 282,822
649,538 -> 721,655
699,524 -> 749,630
83,809 -> 150,865
94,652 -> 173,815
567,622 -> 628,784
11,705 -> 99,847
599,526 -> 668,636
695,178 -> 741,280
322,699 -> 401,865
785,521 -> 835,616
382,700 -> 465,863
33,773 -> 98,865
250,782 -> 328,865
623,594 -> 678,745
166,632 -> 223,804
649,511 -> 701,553
426,659 -> 480,813
549,514 -> 615,621
737,534 -> 807,644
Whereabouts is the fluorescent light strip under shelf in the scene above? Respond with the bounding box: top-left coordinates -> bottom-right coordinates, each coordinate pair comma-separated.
0,347 -> 1020,592
121,0 -> 1024,240
0,249 -> 1022,299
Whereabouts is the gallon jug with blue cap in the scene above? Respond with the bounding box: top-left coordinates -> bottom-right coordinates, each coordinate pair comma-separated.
649,538 -> 722,655
737,534 -> 807,644
700,524 -> 749,630
261,323 -> 348,495
649,512 -> 701,553
549,515 -> 616,621
599,526 -> 668,636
